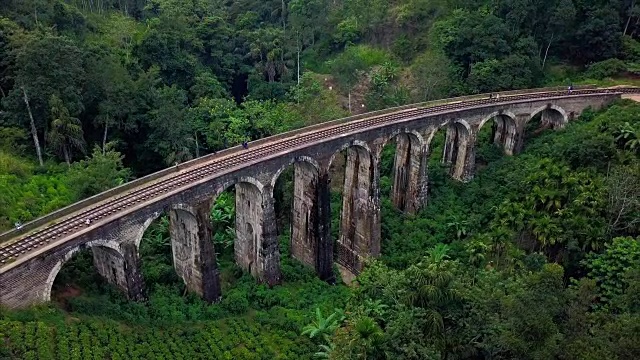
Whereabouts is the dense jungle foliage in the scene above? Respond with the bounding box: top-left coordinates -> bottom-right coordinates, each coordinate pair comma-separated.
1,0 -> 640,359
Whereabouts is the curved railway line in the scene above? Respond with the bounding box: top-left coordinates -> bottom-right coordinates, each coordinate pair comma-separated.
1,87 -> 637,267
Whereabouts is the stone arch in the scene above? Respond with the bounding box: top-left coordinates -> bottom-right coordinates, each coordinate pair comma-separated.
268,155 -> 329,276
129,210 -> 165,251
269,155 -> 321,191
43,239 -> 122,302
327,140 -> 374,172
528,104 -> 568,128
442,119 -> 473,181
213,176 -> 265,201
376,130 -> 425,159
379,131 -> 426,214
168,207 -> 198,263
476,111 -> 518,155
453,119 -> 472,135
477,110 -> 518,132
424,120 -> 451,151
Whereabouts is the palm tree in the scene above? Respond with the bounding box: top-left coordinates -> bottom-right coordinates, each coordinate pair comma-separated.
302,307 -> 345,342
313,343 -> 335,359
428,243 -> 451,264
47,95 -> 85,165
351,316 -> 383,360
614,122 -> 639,153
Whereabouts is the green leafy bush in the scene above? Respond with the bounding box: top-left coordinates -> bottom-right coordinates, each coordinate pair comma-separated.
584,58 -> 627,80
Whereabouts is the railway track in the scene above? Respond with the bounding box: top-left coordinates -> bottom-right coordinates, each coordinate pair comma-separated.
0,87 -> 636,266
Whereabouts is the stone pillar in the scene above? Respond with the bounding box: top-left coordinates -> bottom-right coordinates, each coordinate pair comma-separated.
458,133 -> 476,182
493,117 -> 505,145
259,187 -> 282,285
337,146 -> 380,273
290,163 -> 333,281
92,244 -> 146,301
492,115 -> 518,156
235,182 -> 281,285
450,123 -> 473,182
392,134 -> 410,211
513,114 -> 530,154
235,182 -> 262,276
169,202 -> 221,303
316,170 -> 334,282
291,162 -> 318,269
443,124 -> 457,165
120,243 -> 147,301
415,139 -> 430,210
392,134 -> 425,214
503,118 -> 518,156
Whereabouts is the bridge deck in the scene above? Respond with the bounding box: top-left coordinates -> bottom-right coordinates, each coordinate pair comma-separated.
1,87 -> 635,271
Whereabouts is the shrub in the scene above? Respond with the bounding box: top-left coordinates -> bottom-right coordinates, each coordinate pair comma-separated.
221,290 -> 249,314
584,58 -> 627,79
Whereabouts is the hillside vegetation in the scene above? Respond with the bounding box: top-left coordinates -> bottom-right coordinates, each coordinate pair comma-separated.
1,0 -> 640,359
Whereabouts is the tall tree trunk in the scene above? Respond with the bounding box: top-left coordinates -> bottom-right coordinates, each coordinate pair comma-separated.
63,145 -> 70,166
22,87 -> 43,166
348,91 -> 352,113
542,33 -> 554,70
297,32 -> 301,85
625,15 -> 633,36
281,0 -> 286,31
194,132 -> 199,158
102,123 -> 108,155
624,1 -> 635,35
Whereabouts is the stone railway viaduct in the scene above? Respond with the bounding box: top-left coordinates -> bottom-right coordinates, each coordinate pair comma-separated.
0,88 -> 629,309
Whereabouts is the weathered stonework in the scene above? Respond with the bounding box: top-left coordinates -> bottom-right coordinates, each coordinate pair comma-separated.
391,133 -> 424,214
0,92 -> 621,309
170,202 -> 221,302
235,182 -> 263,277
336,145 -> 380,273
444,121 -> 473,181
489,114 -> 518,155
93,243 -> 146,301
290,161 -> 318,269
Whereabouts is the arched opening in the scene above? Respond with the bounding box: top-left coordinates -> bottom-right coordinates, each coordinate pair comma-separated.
138,213 -> 182,292
49,243 -> 128,311
206,178 -> 265,286
378,132 -> 424,263
271,158 -> 321,279
427,125 -> 451,193
524,106 -> 567,149
441,120 -> 472,180
210,187 -> 237,282
328,143 -> 376,276
475,114 -> 516,170
378,132 -> 423,214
